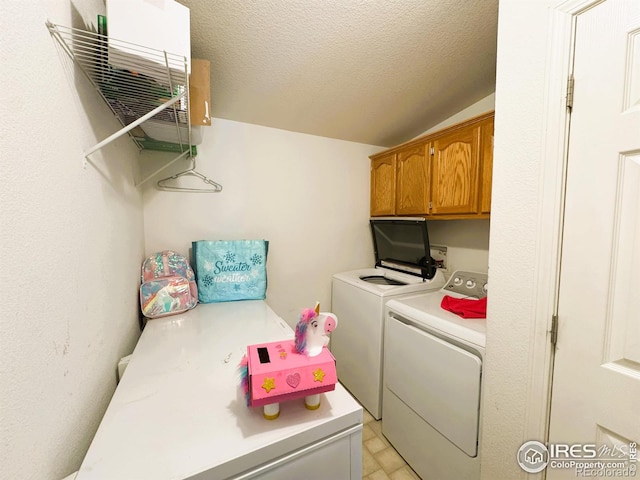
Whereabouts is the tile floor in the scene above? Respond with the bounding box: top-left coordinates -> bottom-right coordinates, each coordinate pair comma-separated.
361,409 -> 421,480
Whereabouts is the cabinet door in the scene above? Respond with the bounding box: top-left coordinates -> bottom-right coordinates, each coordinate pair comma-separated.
480,117 -> 494,214
370,154 -> 396,216
430,124 -> 481,215
396,143 -> 429,215
255,429 -> 361,479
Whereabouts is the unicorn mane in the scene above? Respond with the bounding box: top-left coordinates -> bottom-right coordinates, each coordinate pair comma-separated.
238,355 -> 250,405
294,308 -> 318,353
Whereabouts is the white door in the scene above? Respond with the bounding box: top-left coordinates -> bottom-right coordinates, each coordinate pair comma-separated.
548,0 -> 640,476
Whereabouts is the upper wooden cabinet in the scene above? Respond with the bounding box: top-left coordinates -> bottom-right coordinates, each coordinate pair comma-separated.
370,153 -> 397,216
369,111 -> 494,220
430,124 -> 480,215
480,116 -> 494,214
396,144 -> 430,215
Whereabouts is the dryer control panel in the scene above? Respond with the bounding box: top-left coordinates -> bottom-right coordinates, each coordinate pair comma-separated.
444,271 -> 488,299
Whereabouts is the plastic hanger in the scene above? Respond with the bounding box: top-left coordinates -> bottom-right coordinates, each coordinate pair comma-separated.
156,156 -> 223,193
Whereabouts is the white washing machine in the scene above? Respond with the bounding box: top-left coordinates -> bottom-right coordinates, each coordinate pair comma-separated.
331,218 -> 445,419
382,271 -> 487,480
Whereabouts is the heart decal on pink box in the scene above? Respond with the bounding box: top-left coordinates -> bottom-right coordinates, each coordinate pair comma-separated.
286,373 -> 301,388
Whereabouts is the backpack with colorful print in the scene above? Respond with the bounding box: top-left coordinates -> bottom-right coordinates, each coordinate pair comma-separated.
139,250 -> 198,318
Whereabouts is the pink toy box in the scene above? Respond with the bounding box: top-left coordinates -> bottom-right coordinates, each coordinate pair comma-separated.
247,340 -> 337,406
240,306 -> 338,419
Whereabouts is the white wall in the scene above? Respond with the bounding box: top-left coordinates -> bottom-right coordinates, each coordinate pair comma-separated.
0,2 -> 145,479
481,1 -> 555,479
142,119 -> 379,327
428,219 -> 490,275
420,93 -> 496,137
141,114 -> 493,328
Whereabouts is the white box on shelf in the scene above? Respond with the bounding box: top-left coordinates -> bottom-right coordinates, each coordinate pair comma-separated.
141,120 -> 204,145
106,0 -> 191,85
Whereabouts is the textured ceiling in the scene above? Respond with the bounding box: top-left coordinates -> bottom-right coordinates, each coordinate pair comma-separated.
178,0 -> 498,147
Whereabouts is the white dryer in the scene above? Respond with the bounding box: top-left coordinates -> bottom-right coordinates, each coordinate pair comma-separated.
382,271 -> 488,480
331,218 -> 445,419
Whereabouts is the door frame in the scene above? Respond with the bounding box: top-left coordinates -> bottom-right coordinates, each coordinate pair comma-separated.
527,0 -> 605,452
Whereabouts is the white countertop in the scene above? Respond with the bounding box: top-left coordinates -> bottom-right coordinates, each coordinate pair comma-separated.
76,301 -> 362,480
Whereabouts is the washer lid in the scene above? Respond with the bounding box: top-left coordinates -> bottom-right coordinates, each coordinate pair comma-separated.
333,268 -> 446,296
370,217 -> 436,280
386,291 -> 487,348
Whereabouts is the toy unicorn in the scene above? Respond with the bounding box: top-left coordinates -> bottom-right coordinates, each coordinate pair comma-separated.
239,303 -> 339,419
295,304 -> 338,357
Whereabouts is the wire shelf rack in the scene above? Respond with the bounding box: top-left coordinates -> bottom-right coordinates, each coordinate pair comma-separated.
46,21 -> 195,180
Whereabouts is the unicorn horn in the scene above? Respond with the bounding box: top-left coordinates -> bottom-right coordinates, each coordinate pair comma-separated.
314,301 -> 320,315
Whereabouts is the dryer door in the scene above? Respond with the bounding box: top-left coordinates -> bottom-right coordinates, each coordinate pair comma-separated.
385,314 -> 482,456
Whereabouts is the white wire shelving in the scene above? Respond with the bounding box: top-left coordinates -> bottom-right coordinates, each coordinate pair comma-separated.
46,21 -> 195,185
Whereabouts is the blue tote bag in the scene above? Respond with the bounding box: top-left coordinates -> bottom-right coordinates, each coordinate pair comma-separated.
192,239 -> 269,303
